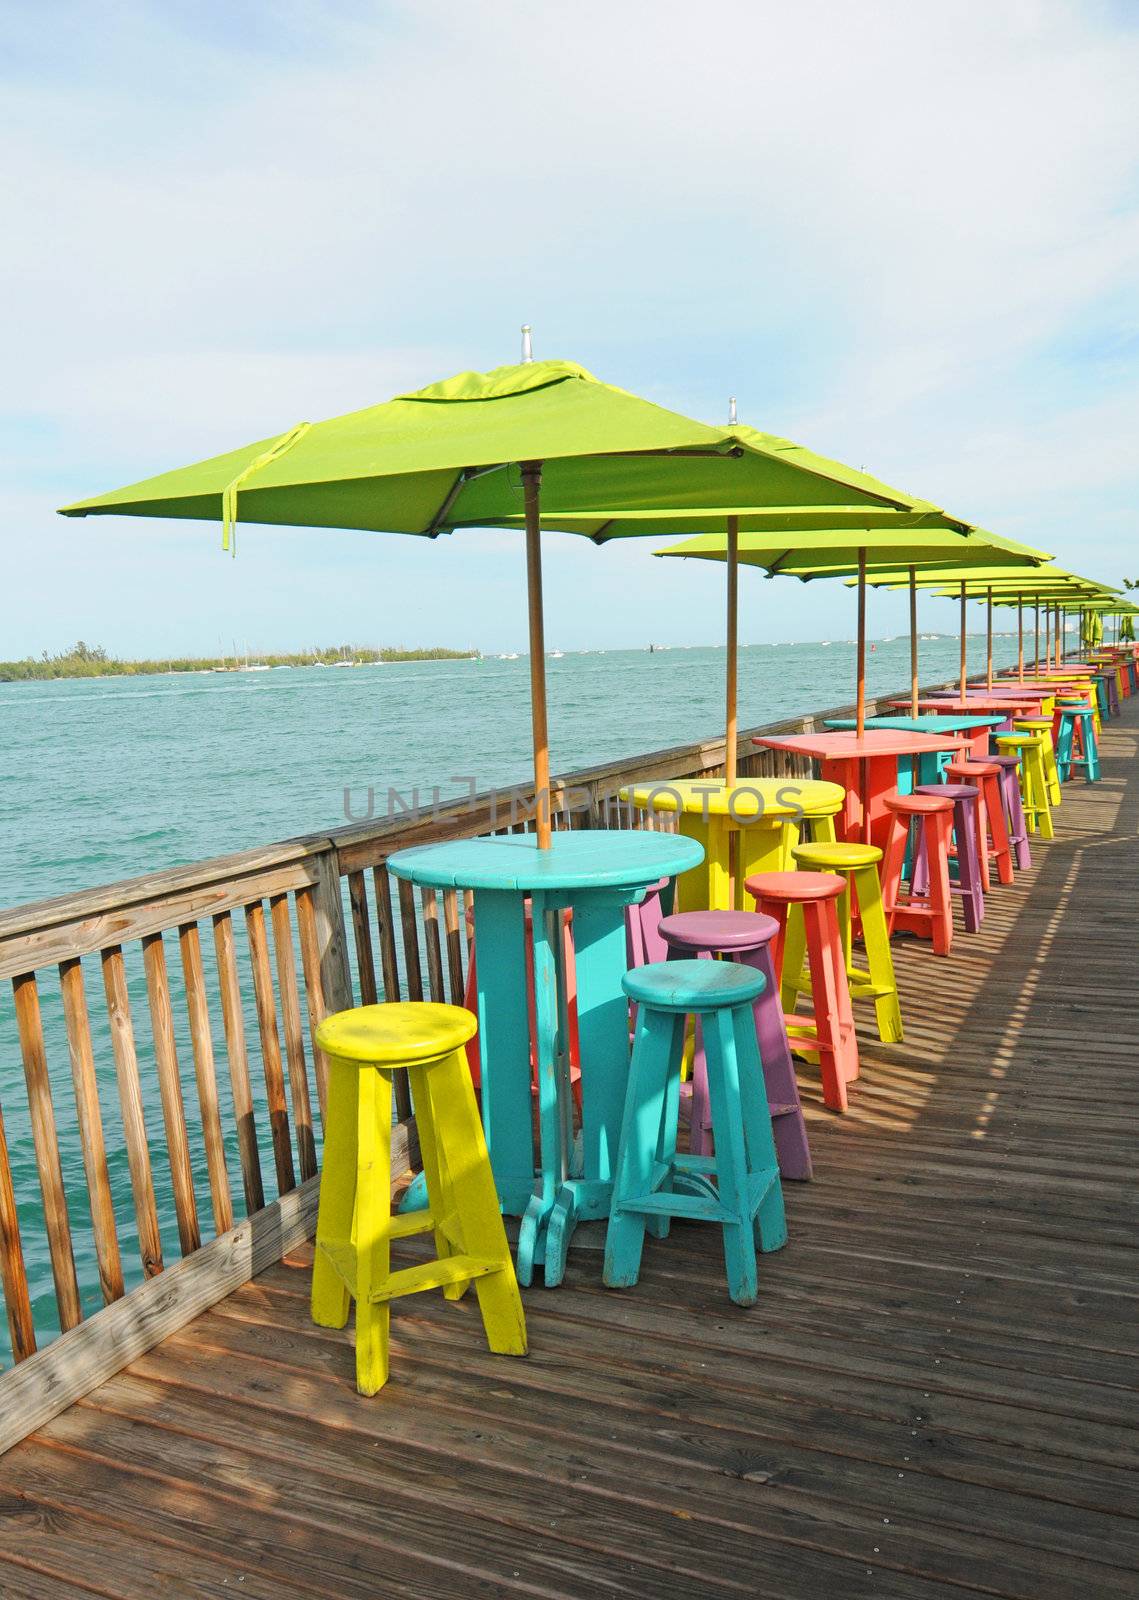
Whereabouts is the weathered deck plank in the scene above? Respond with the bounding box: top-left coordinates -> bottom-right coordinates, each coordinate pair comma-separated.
0,706 -> 1136,1598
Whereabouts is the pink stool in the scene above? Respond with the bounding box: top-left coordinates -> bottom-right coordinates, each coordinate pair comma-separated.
880,791 -> 955,956
658,909 -> 812,1181
745,871 -> 859,1114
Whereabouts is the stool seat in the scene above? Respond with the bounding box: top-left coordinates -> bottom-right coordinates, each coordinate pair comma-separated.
947,758 -> 999,778
884,792 -> 955,816
658,908 -> 780,953
315,1002 -> 476,1066
622,958 -> 765,1012
792,841 -> 883,870
744,870 -> 845,904
927,782 -> 980,801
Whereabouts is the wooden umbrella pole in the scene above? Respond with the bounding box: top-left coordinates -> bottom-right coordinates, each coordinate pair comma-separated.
522,461 -> 552,849
909,566 -> 919,717
725,515 -> 739,783
1044,603 -> 1050,668
1034,600 -> 1040,670
986,585 -> 993,690
1055,604 -> 1062,668
1017,599 -> 1024,683
856,548 -> 868,737
959,581 -> 968,706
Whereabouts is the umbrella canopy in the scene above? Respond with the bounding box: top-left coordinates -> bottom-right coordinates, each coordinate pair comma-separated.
656,527 -> 1049,724
868,566 -> 1117,688
62,357 -> 945,843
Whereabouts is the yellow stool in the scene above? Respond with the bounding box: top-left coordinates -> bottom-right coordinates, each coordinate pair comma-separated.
787,841 -> 904,1045
993,734 -> 1053,841
311,1002 -> 527,1395
1012,718 -> 1061,807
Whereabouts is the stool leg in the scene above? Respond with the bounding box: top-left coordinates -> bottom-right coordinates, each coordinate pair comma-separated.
738,946 -> 811,1181
428,1049 -> 527,1358
604,1008 -> 682,1290
1032,751 -> 1055,840
927,814 -> 953,957
880,812 -> 908,934
1085,722 -> 1101,782
687,1016 -> 712,1158
985,774 -> 1014,886
704,1007 -> 759,1306
974,790 -> 991,893
409,1058 -> 465,1302
780,897 -> 808,1015
354,1065 -> 393,1396
311,1057 -> 357,1332
804,902 -> 852,1110
854,865 -> 903,1044
731,1006 -> 788,1255
954,800 -> 985,932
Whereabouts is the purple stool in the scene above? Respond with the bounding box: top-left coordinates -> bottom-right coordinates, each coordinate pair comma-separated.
989,754 -> 1031,871
657,909 -> 812,1181
914,782 -> 985,932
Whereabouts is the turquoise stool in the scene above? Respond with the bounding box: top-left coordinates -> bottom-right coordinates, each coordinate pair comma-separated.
1055,705 -> 1100,783
603,959 -> 787,1306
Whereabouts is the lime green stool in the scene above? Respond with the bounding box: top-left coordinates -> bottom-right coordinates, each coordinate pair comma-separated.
1012,717 -> 1061,807
993,733 -> 1054,841
311,1002 -> 527,1394
788,841 -> 903,1045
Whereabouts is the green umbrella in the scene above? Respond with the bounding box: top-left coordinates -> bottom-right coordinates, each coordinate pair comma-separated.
655,527 -> 1048,727
61,355 -> 949,840
866,566 -> 1115,690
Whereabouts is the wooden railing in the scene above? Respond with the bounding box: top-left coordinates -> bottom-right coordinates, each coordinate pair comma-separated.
0,683 -> 938,1451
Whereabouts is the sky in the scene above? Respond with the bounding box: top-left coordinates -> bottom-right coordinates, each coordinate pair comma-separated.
2,0 -> 1138,657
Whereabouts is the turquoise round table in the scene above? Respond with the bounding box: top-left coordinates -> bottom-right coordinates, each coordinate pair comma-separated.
387,830 -> 704,1286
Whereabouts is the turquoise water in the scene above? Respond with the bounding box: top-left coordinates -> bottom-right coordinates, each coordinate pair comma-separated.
0,634 -> 1022,1357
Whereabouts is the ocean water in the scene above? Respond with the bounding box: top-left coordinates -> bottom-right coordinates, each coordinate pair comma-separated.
0,633 -> 1023,1356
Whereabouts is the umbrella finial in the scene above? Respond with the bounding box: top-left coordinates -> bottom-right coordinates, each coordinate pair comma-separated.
728,395 -> 738,427
520,324 -> 534,364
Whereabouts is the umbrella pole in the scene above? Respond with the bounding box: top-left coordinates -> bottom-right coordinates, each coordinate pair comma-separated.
1017,600 -> 1024,683
909,565 -> 919,717
725,515 -> 739,783
1034,600 -> 1040,671
986,585 -> 993,690
856,549 -> 867,738
522,461 -> 552,850
959,581 -> 968,706
1044,604 -> 1050,669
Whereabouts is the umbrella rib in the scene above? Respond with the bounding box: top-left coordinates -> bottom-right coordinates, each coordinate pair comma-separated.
426,463 -> 510,536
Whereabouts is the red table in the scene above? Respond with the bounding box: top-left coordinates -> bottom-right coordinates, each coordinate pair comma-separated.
753,728 -> 970,852
891,694 -> 1046,719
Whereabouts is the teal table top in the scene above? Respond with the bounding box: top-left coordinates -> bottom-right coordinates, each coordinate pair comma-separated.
388,829 -> 704,892
825,714 -> 1005,734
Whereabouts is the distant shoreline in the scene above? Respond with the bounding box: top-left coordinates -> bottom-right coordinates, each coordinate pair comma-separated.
0,643 -> 477,683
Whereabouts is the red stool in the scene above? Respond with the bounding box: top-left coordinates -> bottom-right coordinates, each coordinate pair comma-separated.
945,759 -> 1014,888
744,871 -> 858,1113
881,791 -> 956,956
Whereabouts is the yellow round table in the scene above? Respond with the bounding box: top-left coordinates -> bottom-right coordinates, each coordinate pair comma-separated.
619,777 -> 846,911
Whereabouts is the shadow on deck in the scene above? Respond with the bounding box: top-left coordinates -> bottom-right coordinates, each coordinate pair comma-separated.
1,713 -> 1136,1599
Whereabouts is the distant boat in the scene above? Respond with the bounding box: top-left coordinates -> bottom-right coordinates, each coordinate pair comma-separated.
648,643 -> 670,653
548,649 -> 565,659
498,652 -> 519,660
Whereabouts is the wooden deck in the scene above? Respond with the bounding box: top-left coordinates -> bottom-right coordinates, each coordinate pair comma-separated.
1,709 -> 1136,1599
